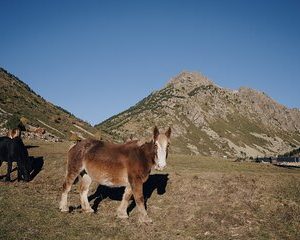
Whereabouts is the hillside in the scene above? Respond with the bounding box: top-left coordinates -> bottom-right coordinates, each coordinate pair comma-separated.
96,72 -> 300,157
0,67 -> 97,140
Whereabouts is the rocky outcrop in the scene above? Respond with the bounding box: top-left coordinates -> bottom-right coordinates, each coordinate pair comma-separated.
0,127 -> 61,142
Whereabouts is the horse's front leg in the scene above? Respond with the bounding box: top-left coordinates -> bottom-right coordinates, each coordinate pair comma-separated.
117,185 -> 132,219
17,164 -> 22,181
17,161 -> 30,182
131,179 -> 152,223
5,161 -> 12,182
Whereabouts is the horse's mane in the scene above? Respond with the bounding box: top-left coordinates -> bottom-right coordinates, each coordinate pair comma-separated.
124,140 -> 139,146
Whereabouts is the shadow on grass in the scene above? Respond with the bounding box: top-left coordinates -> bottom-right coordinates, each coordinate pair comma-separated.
25,145 -> 39,149
70,173 -> 169,213
28,156 -> 44,181
0,156 -> 44,182
273,164 -> 300,169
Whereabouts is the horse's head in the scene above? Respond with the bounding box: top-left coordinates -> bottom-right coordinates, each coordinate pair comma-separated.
153,126 -> 171,171
7,128 -> 21,139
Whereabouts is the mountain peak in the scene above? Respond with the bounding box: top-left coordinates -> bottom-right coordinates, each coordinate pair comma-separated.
167,71 -> 214,89
97,71 -> 300,157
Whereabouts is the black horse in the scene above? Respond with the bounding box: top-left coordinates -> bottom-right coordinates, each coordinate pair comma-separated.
0,136 -> 30,182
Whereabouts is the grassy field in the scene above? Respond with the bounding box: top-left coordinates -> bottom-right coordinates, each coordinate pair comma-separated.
0,140 -> 299,240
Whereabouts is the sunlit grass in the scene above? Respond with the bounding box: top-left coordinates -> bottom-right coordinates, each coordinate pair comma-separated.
0,140 -> 299,239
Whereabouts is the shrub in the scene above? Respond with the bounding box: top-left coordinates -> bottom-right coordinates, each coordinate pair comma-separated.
94,130 -> 102,140
5,115 -> 26,131
20,116 -> 29,125
69,132 -> 82,142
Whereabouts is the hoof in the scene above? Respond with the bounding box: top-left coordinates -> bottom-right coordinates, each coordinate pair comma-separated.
59,206 -> 69,212
83,208 -> 94,213
4,177 -> 11,182
117,211 -> 129,219
139,214 -> 153,223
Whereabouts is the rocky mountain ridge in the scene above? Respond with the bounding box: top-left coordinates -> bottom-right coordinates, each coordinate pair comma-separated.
96,72 -> 300,157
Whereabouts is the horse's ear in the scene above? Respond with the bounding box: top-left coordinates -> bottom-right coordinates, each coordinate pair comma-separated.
165,127 -> 171,138
153,126 -> 159,141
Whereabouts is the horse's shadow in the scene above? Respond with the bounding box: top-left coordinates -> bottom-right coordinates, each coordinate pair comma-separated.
0,156 -> 44,182
28,156 -> 44,181
26,145 -> 39,150
87,173 -> 169,213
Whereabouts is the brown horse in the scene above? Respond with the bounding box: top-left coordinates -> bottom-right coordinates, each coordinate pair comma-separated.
59,126 -> 171,223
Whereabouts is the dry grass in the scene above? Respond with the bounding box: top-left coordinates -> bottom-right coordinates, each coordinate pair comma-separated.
0,140 -> 299,240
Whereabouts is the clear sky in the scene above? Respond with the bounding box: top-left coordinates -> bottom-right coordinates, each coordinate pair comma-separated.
1,0 -> 299,125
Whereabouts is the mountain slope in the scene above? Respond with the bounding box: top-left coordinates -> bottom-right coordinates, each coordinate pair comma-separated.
96,72 -> 300,157
0,67 -> 97,139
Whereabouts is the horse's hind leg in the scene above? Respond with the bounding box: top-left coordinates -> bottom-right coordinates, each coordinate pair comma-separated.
59,170 -> 80,212
117,185 -> 132,218
60,143 -> 85,212
79,173 -> 94,213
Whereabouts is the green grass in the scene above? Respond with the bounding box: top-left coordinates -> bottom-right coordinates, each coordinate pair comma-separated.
0,140 -> 299,239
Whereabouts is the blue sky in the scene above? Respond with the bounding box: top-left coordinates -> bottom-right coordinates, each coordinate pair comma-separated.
1,0 -> 299,125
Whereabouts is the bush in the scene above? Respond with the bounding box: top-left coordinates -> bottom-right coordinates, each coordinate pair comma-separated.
69,132 -> 82,142
5,115 -> 26,131
94,130 -> 102,140
20,116 -> 29,125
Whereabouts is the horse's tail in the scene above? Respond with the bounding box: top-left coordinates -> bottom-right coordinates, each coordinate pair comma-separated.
64,140 -> 92,186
